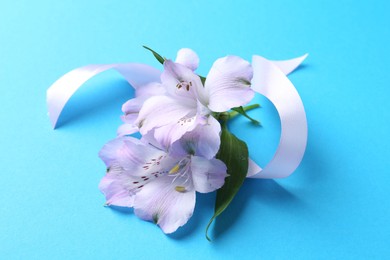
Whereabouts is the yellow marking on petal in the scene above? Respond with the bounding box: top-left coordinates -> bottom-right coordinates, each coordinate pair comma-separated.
169,164 -> 180,174
175,186 -> 186,193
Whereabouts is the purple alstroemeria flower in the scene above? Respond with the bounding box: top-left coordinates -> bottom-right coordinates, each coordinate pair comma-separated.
135,50 -> 254,148
117,48 -> 200,136
99,122 -> 227,234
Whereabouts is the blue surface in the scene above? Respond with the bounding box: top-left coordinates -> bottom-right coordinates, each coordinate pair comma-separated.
1,0 -> 389,259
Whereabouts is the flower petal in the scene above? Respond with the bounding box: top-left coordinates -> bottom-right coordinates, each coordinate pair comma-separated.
119,96 -> 148,136
136,95 -> 196,135
119,83 -> 166,137
170,116 -> 221,160
99,136 -> 174,177
117,123 -> 139,136
205,56 -> 254,112
190,156 -> 227,193
99,174 -> 136,207
98,136 -> 128,167
162,60 -> 207,104
133,175 -> 196,234
121,97 -> 145,118
153,115 -> 199,150
120,138 -> 174,174
175,48 -> 199,71
122,82 -> 164,117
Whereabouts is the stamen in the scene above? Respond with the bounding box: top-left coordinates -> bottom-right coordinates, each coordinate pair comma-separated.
176,81 -> 192,91
168,157 -> 189,175
182,174 -> 191,185
169,164 -> 180,175
175,186 -> 186,193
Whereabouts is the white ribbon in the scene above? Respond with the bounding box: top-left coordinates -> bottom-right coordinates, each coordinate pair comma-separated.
47,63 -> 161,128
247,54 -> 308,178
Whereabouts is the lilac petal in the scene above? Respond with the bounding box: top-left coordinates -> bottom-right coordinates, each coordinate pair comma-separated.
162,60 -> 207,104
119,97 -> 146,136
190,156 -> 227,193
175,48 -> 199,71
99,136 -> 172,177
119,100 -> 142,136
120,138 -> 175,174
140,130 -> 166,151
170,116 -> 221,160
133,175 -> 196,234
153,115 -> 199,150
205,56 -> 254,112
191,116 -> 221,159
99,174 -> 135,207
121,97 -> 145,117
117,123 -> 139,136
98,136 -> 128,167
136,95 -> 196,135
121,82 -> 166,125
121,113 -> 138,124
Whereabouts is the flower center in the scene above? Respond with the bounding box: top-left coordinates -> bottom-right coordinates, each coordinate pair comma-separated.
176,81 -> 192,91
168,157 -> 192,192
177,116 -> 194,126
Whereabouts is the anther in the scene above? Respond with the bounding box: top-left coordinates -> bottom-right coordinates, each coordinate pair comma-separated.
175,186 -> 186,193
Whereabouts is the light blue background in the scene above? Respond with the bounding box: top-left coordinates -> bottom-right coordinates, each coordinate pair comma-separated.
1,0 -> 389,259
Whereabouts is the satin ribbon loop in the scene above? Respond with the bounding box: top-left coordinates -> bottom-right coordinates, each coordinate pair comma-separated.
248,55 -> 308,178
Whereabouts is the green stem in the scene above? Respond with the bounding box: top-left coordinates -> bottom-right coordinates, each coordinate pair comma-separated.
229,104 -> 260,119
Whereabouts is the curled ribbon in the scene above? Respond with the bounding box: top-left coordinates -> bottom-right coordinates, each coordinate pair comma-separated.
47,63 -> 161,128
47,54 -> 308,179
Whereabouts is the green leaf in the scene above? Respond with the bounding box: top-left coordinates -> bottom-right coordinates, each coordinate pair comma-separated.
206,126 -> 249,241
231,106 -> 261,125
143,45 -> 165,64
199,75 -> 206,85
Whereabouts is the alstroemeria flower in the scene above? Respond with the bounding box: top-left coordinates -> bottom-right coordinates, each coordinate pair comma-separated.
118,48 -> 200,136
136,51 -> 254,147
99,123 -> 227,233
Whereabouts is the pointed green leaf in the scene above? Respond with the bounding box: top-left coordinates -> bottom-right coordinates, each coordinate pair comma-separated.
199,75 -> 206,85
143,45 -> 165,64
206,126 -> 249,241
231,106 -> 261,125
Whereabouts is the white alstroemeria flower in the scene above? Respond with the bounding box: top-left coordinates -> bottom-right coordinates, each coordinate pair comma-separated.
136,50 -> 254,148
118,48 -> 200,136
99,123 -> 227,234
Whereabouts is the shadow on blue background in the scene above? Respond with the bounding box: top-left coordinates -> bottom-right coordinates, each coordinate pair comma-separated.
212,179 -> 304,240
